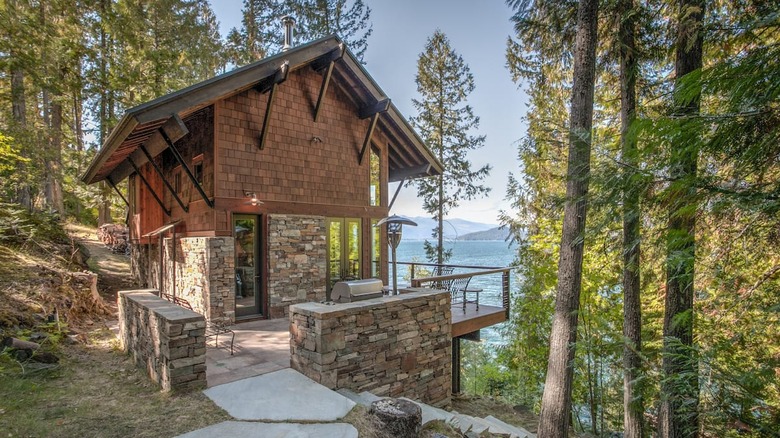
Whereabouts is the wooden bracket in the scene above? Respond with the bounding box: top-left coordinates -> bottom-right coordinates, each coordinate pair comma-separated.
139,144 -> 188,213
128,158 -> 171,217
388,178 -> 405,210
359,98 -> 391,120
159,127 -> 214,208
257,61 -> 290,150
359,113 -> 380,165
312,45 -> 345,122
106,175 -> 130,207
358,99 -> 390,165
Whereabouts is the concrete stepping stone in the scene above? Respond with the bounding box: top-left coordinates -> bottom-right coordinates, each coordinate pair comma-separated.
176,421 -> 358,438
337,389 -> 382,407
203,368 -> 355,421
484,415 -> 536,437
399,397 -> 456,425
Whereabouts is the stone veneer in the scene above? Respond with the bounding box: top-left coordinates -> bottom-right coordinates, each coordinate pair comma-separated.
290,289 -> 452,407
131,238 -> 235,324
118,289 -> 207,391
267,215 -> 327,318
164,237 -> 235,324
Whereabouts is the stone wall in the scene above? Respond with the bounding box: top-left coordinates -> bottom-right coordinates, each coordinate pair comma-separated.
118,289 -> 207,391
164,237 -> 235,323
268,215 -> 327,318
130,242 -> 161,290
290,289 -> 452,407
131,237 -> 235,324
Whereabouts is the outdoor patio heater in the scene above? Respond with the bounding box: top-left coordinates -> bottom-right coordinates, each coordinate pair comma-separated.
377,215 -> 417,295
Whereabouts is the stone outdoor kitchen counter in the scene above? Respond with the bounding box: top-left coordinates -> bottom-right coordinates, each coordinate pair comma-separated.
290,288 -> 452,407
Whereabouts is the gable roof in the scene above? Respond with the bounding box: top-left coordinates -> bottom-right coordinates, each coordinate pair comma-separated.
81,35 -> 442,186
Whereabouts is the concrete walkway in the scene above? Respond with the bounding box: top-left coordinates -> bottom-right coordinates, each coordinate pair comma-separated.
177,369 -> 358,438
206,318 -> 291,387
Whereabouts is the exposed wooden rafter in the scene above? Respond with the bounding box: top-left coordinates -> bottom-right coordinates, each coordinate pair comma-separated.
358,98 -> 391,165
128,158 -> 171,217
139,144 -> 188,213
106,116 -> 188,184
312,44 -> 345,122
256,61 -> 290,150
159,127 -> 214,208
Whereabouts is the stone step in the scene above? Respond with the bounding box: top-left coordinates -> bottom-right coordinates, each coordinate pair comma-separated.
450,413 -> 491,435
399,397 -> 456,425
336,389 -> 379,407
483,415 -> 536,438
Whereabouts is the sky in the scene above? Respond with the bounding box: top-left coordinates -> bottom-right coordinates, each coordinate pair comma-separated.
209,0 -> 528,224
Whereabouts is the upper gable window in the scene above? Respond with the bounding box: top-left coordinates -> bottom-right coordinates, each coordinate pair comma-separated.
369,147 -> 380,206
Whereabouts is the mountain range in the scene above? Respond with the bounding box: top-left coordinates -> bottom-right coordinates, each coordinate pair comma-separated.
400,216 -> 501,241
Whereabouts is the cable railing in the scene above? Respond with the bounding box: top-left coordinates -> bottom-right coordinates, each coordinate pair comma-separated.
404,261 -> 510,319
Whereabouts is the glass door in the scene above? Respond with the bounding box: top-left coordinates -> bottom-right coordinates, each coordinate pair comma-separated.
327,218 -> 362,296
234,215 -> 262,317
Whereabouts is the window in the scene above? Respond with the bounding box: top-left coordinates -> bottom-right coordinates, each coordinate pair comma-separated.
194,163 -> 203,184
369,147 -> 380,206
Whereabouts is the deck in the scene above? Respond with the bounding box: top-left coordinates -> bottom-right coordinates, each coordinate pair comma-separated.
451,303 -> 507,338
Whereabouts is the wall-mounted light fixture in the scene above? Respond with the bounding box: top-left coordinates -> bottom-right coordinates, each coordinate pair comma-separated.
244,192 -> 264,206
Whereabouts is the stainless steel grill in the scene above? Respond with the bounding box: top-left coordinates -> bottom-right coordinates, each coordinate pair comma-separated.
331,279 -> 384,303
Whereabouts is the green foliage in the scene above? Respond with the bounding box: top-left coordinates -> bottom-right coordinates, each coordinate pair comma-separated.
501,0 -> 780,434
409,30 -> 491,265
0,132 -> 29,200
0,203 -> 68,246
225,0 -> 372,65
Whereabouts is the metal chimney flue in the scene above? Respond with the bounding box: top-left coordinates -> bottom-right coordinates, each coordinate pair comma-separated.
281,15 -> 295,51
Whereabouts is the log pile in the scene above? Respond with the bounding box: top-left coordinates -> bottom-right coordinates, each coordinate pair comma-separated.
97,223 -> 128,254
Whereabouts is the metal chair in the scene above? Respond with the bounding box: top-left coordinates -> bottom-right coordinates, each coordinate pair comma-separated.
448,276 -> 472,312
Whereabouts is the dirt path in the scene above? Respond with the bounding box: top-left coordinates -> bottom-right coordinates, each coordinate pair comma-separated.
66,224 -> 138,307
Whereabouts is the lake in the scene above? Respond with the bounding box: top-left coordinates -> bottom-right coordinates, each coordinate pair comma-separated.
392,240 -> 517,345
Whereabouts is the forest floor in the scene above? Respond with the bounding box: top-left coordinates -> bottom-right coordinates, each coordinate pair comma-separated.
0,223 -> 538,437
0,224 -> 230,437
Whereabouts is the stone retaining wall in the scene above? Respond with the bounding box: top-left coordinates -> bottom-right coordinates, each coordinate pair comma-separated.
118,289 -> 207,391
290,289 -> 452,406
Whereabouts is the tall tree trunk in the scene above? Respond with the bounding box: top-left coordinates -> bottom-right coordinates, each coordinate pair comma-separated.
659,0 -> 704,437
537,0 -> 599,434
97,0 -> 112,225
10,49 -> 31,209
619,0 -> 644,435
46,88 -> 65,213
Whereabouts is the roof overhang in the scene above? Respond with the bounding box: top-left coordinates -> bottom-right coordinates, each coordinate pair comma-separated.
81,35 -> 442,186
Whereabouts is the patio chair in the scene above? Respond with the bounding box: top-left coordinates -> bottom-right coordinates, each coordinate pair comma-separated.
448,275 -> 482,313
205,321 -> 235,355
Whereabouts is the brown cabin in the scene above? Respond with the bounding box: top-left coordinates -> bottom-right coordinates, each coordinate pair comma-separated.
82,35 -> 442,323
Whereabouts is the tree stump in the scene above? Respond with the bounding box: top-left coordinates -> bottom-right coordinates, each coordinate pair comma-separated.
368,398 -> 422,438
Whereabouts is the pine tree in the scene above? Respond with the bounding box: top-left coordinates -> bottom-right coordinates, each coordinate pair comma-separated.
617,0 -> 644,435
537,0 -> 599,434
225,0 -> 282,66
409,30 -> 490,265
658,0 -> 705,436
290,0 -> 372,61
